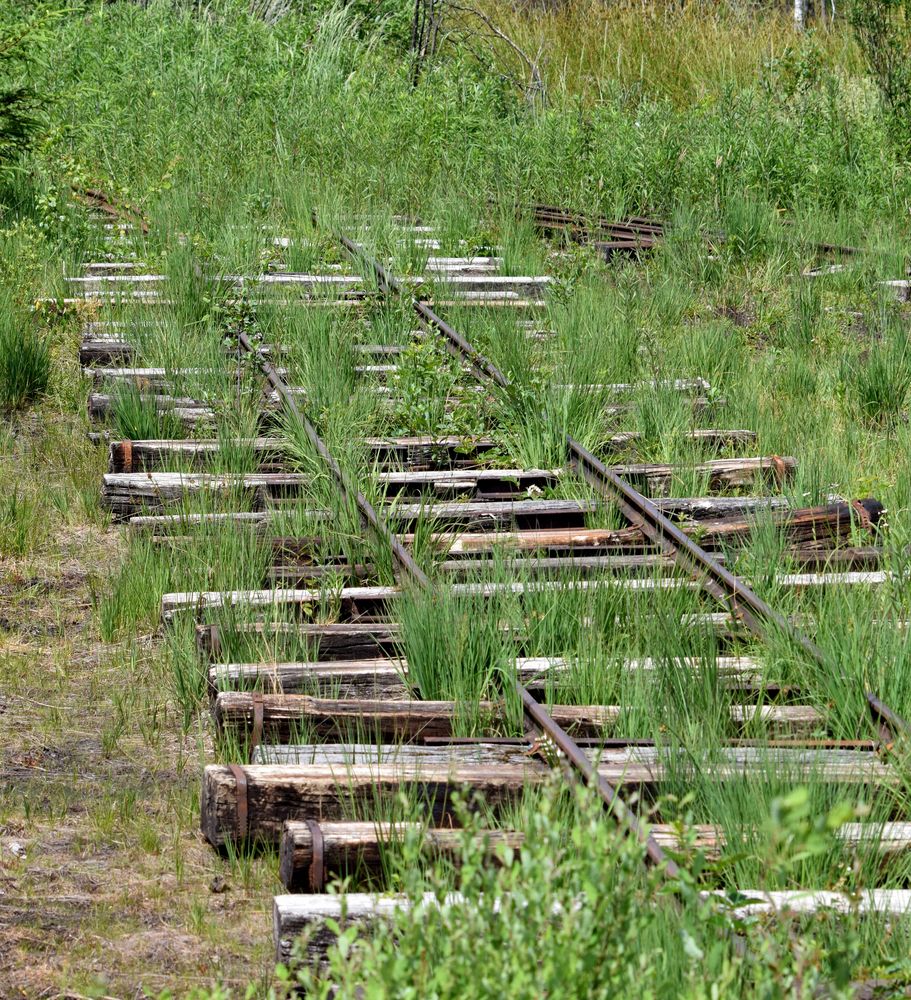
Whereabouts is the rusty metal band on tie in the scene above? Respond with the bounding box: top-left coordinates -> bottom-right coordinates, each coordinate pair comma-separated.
228,764 -> 248,841
122,439 -> 133,473
852,499 -> 873,532
250,692 -> 264,757
305,819 -> 325,892
209,624 -> 222,659
771,454 -> 787,486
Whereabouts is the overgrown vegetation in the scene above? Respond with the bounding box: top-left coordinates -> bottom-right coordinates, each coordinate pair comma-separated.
0,1 -> 56,172
850,0 -> 911,148
0,303 -> 48,410
3,0 -> 911,996
285,785 -> 896,1000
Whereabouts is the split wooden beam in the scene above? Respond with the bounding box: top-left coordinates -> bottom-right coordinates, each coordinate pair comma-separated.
89,387 -> 303,425
430,500 -> 882,554
80,330 -> 287,367
279,820 -> 521,891
195,606 -> 909,663
130,495 -> 804,535
201,752 -> 544,847
101,471 -> 308,519
79,335 -> 134,366
88,392 -> 216,428
197,621 -> 401,663
107,438 -> 286,473
380,496 -> 793,529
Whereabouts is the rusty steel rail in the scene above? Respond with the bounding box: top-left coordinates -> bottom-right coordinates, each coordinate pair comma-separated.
236,330 -> 430,589
518,687 -> 678,873
565,439 -> 907,737
337,229 -> 910,745
339,234 -> 510,387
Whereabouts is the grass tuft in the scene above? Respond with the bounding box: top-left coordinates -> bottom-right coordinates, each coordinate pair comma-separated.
0,309 -> 49,411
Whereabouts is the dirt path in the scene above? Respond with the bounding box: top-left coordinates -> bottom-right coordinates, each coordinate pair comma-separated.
0,416 -> 274,998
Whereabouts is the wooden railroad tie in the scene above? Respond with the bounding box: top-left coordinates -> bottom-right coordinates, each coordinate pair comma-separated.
276,819 -> 911,893
207,654 -> 771,698
212,692 -> 825,744
200,745 -> 897,848
272,889 -> 911,966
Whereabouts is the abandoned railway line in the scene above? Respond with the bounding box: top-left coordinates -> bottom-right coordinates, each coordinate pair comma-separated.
72,208 -> 911,974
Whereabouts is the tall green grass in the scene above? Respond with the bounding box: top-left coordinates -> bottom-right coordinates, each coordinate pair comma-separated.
0,304 -> 49,410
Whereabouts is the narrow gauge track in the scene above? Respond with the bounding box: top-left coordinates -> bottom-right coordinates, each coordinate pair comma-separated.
338,231 -> 907,735
528,202 -> 864,264
76,214 -> 911,974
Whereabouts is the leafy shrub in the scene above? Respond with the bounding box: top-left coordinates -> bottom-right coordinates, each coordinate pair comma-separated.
283,785 -> 876,999
761,38 -> 826,98
0,2 -> 59,171
389,338 -> 487,439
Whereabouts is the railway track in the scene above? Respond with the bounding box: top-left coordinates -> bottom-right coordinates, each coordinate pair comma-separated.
74,211 -> 911,979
